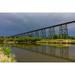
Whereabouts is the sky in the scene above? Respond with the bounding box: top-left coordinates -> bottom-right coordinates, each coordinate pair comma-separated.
0,13 -> 75,36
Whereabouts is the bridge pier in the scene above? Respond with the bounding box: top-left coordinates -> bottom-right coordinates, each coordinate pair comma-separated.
35,31 -> 40,37
30,32 -> 34,37
59,24 -> 68,38
40,29 -> 46,38
32,32 -> 35,37
48,27 -> 55,38
27,33 -> 31,37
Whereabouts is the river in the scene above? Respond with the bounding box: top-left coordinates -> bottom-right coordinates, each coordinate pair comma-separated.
0,44 -> 75,62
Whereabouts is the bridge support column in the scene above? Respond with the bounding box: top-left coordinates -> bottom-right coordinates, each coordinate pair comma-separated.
26,33 -> 32,37
48,27 -> 55,38
40,29 -> 46,38
35,31 -> 40,37
31,32 -> 35,37
59,24 -> 68,38
30,33 -> 34,37
25,33 -> 29,37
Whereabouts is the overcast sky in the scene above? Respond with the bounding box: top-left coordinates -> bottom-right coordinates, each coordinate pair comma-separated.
0,13 -> 75,36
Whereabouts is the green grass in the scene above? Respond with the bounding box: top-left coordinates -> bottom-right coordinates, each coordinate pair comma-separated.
37,39 -> 75,44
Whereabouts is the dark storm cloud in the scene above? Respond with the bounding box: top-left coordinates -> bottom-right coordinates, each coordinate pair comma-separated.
0,13 -> 75,36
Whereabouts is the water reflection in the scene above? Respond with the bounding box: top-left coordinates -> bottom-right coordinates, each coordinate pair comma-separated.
0,44 -> 75,62
11,44 -> 75,61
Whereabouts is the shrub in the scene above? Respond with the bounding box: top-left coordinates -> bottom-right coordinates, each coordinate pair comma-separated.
3,47 -> 11,57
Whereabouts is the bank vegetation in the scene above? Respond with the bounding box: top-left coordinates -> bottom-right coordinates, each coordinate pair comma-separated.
0,47 -> 16,62
0,34 -> 75,44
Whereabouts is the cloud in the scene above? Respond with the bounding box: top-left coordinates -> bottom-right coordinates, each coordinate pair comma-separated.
0,13 -> 75,36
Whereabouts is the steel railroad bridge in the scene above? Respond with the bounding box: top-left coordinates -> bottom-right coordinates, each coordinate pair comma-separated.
12,20 -> 75,38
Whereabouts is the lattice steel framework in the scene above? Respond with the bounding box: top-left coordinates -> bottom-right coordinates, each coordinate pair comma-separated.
40,29 -> 46,38
48,27 -> 55,38
59,24 -> 68,38
12,20 -> 75,39
35,31 -> 40,37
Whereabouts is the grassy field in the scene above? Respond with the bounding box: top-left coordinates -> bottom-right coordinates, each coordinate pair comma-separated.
36,39 -> 75,44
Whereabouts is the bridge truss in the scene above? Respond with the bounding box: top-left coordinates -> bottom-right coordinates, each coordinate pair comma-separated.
12,20 -> 75,38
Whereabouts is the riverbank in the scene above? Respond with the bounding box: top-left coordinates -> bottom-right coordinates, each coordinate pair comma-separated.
2,39 -> 75,45
36,39 -> 75,44
0,36 -> 75,44
0,48 -> 16,62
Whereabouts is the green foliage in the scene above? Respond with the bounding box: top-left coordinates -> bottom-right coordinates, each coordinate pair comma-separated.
3,47 -> 11,57
53,35 -> 59,39
51,34 -> 75,39
14,36 -> 42,43
0,35 -> 75,44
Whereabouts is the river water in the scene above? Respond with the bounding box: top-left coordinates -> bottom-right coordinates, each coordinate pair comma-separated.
0,44 -> 75,62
